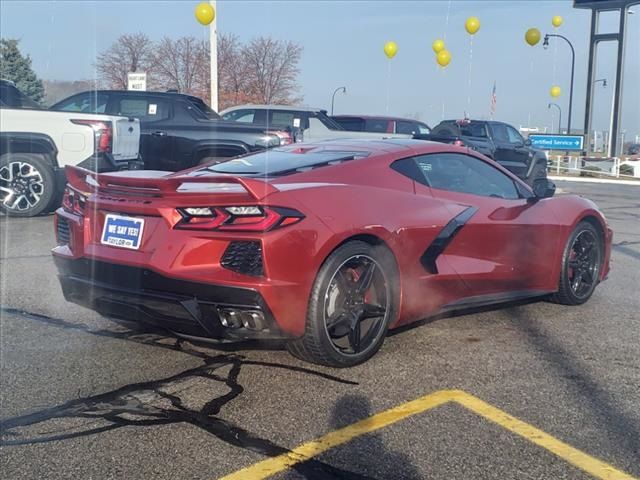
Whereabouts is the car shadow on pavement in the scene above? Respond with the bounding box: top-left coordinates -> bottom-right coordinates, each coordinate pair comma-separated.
0,307 -> 399,479
508,305 -> 640,463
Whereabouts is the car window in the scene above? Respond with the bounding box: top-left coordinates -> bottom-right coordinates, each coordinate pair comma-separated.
506,125 -> 525,145
491,123 -> 510,143
459,122 -> 488,138
417,122 -> 430,134
270,111 -> 296,127
412,153 -> 519,199
333,117 -> 365,131
364,119 -> 391,133
117,97 -> 170,122
0,83 -> 41,109
396,121 -> 420,135
222,109 -> 254,122
186,97 -> 220,119
431,123 -> 459,136
53,92 -> 108,113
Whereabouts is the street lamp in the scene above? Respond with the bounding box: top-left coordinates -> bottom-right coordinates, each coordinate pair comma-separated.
548,103 -> 562,134
331,86 -> 346,116
593,78 -> 607,87
543,33 -> 575,135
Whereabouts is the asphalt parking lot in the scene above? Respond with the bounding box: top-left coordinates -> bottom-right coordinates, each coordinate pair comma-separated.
1,180 -> 639,480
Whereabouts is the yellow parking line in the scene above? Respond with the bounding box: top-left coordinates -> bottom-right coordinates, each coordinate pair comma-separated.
219,389 -> 638,480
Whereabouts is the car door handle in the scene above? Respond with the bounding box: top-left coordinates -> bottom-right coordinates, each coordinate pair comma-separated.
151,131 -> 167,137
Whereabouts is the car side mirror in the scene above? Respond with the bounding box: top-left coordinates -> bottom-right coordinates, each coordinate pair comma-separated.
532,178 -> 556,199
524,138 -> 532,146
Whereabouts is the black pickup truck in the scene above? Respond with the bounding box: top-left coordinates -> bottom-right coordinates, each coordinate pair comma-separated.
50,90 -> 291,171
415,119 -> 548,186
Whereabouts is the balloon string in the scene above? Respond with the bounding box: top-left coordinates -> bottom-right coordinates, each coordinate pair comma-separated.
443,0 -> 452,41
386,60 -> 391,113
441,67 -> 446,120
552,40 -> 558,85
528,57 -> 534,127
467,35 -> 473,116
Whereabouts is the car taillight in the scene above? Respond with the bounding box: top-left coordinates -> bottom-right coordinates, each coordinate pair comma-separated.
62,187 -> 86,216
175,206 -> 304,232
71,119 -> 113,153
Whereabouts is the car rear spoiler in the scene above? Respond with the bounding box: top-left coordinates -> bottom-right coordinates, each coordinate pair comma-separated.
65,166 -> 279,201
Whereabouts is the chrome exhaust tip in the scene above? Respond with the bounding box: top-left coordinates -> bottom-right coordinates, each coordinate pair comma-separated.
240,311 -> 265,331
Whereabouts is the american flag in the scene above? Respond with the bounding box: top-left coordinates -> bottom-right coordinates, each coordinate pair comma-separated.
490,81 -> 497,118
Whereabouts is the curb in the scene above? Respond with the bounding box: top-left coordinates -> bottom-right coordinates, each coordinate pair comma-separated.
548,175 -> 640,186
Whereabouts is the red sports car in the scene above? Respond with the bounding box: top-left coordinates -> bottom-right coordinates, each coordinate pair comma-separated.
52,140 -> 612,367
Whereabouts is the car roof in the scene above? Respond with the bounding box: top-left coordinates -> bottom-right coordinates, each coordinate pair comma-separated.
58,90 -> 203,100
220,104 -> 325,114
333,115 -> 427,123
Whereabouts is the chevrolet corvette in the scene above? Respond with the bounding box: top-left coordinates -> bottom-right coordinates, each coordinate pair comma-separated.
52,139 -> 612,367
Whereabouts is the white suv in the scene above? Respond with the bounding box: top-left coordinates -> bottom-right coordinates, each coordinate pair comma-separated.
0,80 -> 141,217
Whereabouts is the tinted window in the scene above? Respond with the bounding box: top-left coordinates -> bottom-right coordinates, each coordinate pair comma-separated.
117,97 -> 170,121
222,109 -> 255,122
364,119 -> 391,133
52,92 -> 107,113
413,153 -> 519,199
333,117 -> 365,131
0,83 -> 41,109
204,149 -> 369,176
431,122 -> 459,136
187,97 -> 220,119
506,125 -> 524,145
459,122 -> 488,138
491,123 -> 510,143
396,121 -> 422,135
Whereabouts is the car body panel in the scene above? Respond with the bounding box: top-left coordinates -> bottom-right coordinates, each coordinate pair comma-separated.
52,139 -> 612,341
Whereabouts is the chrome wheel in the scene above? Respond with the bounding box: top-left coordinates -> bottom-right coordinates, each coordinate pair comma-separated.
0,161 -> 45,211
323,255 -> 389,355
567,229 -> 600,299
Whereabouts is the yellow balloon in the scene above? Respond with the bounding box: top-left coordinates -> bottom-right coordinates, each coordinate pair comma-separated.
195,2 -> 215,25
384,41 -> 398,59
550,86 -> 562,98
432,39 -> 445,54
465,16 -> 481,35
436,49 -> 451,67
552,15 -> 563,28
525,28 -> 541,46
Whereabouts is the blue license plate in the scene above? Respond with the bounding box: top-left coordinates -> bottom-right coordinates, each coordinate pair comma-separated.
101,214 -> 145,250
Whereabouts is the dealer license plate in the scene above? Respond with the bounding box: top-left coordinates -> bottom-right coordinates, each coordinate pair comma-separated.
100,214 -> 145,250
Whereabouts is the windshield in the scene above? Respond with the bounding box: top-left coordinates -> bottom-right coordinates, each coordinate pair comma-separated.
187,97 -> 221,119
0,82 -> 41,109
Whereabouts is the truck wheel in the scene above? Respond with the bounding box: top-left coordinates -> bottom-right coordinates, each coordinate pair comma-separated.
0,153 -> 56,217
526,161 -> 547,187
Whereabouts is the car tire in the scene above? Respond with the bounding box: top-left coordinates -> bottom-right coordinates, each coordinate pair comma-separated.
549,221 -> 603,306
286,240 -> 399,368
526,161 -> 547,187
0,153 -> 56,217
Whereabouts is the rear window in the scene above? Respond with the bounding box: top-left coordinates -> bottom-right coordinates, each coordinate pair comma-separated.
460,122 -> 488,138
187,97 -> 220,119
333,117 -> 365,131
203,148 -> 369,177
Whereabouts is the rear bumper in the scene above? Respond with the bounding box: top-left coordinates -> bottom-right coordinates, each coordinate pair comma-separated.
54,256 -> 290,341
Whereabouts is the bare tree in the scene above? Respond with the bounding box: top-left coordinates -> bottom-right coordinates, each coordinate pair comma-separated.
217,33 -> 250,110
96,33 -> 154,89
153,37 -> 208,99
242,37 -> 303,105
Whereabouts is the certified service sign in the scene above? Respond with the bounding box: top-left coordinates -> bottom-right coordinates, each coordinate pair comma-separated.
529,134 -> 584,151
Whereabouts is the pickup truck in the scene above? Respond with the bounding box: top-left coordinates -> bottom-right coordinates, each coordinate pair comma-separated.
220,105 -> 412,142
415,119 -> 548,186
50,91 -> 292,171
0,80 -> 141,217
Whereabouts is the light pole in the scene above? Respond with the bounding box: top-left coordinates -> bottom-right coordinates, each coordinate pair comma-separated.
548,103 -> 562,134
543,33 -> 575,134
331,87 -> 346,116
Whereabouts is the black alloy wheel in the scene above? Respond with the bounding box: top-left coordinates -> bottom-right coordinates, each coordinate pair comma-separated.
550,221 -> 603,305
287,241 -> 398,367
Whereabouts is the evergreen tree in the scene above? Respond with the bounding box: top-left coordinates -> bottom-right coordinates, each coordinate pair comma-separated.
0,38 -> 45,103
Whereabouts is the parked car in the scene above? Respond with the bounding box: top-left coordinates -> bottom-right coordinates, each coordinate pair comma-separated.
626,144 -> 640,155
415,119 -> 548,186
332,115 -> 430,135
53,139 -> 611,367
220,105 -> 411,142
0,80 -> 141,217
50,91 -> 292,171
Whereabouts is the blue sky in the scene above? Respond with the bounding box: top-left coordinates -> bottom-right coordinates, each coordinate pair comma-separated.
1,0 -> 638,137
